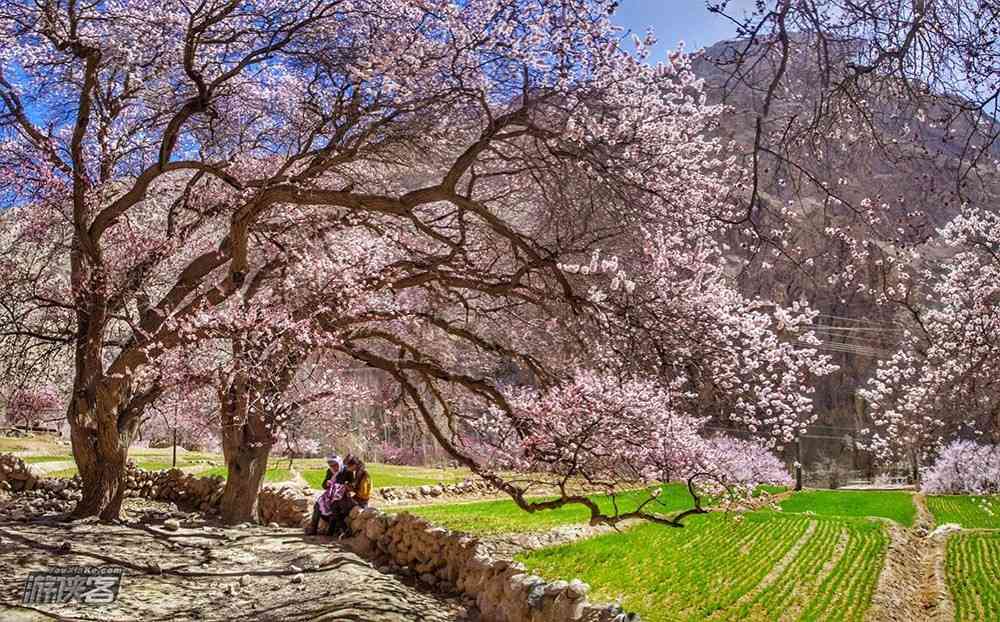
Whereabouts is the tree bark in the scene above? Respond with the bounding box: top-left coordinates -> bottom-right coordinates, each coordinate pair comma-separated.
217,382 -> 273,525
68,386 -> 139,521
219,439 -> 271,524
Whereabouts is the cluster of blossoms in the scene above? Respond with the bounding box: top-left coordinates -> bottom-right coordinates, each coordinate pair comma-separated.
702,435 -> 794,488
921,440 -> 1000,496
465,369 -> 791,516
3,385 -> 63,427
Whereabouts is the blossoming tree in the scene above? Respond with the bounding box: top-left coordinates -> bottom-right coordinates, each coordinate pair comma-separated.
0,0 -> 830,524
860,209 -> 1000,473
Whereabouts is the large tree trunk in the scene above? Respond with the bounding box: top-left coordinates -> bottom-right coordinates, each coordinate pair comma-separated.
68,386 -> 140,521
219,439 -> 271,524
218,383 -> 274,525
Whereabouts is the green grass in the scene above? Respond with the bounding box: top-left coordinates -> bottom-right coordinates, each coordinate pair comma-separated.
135,461 -> 177,471
520,513 -> 887,622
44,464 -> 292,482
302,463 -> 469,490
778,489 -> 916,526
47,467 -> 78,478
396,484 -> 696,535
200,466 -> 292,482
19,455 -> 72,463
927,495 -> 1000,529
947,532 -> 1000,621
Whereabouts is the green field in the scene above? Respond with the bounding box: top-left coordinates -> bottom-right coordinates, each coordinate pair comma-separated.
396,484 -> 697,534
302,463 -> 469,490
5,437 -> 470,490
198,466 -> 293,482
927,495 -> 1000,529
779,489 -> 916,526
520,513 -> 888,622
19,455 -> 71,464
947,532 -> 1000,621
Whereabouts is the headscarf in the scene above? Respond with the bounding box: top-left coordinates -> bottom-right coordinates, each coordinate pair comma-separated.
326,454 -> 343,472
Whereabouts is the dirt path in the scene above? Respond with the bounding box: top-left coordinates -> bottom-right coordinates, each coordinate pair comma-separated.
0,500 -> 470,622
865,494 -> 955,622
865,524 -> 926,622
913,494 -> 935,531
922,533 -> 956,622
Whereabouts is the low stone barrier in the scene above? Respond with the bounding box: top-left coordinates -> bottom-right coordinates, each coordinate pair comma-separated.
376,478 -> 497,503
345,506 -> 639,622
258,484 -> 313,526
0,453 -> 41,493
0,454 -> 309,524
109,465 -> 314,525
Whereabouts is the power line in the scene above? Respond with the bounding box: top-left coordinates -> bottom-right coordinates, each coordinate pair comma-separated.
704,426 -> 860,442
810,326 -> 905,334
813,313 -> 900,326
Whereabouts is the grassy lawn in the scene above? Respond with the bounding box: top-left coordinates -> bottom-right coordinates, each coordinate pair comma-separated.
302,463 -> 469,490
396,484 -> 696,535
0,437 -> 70,453
134,461 -> 178,471
927,495 -> 1000,529
19,455 -> 72,464
778,489 -> 916,527
1,436 -> 470,489
946,531 -> 1000,621
47,464 -> 292,482
47,467 -> 79,478
200,466 -> 292,482
520,512 -> 887,622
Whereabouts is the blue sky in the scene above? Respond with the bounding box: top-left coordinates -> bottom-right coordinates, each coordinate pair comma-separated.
613,0 -> 761,60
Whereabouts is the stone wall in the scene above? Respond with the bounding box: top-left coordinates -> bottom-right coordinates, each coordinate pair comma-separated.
0,453 -> 41,493
124,466 -> 227,513
115,465 -> 314,526
0,455 -> 308,524
345,507 -> 639,622
258,484 -> 313,526
376,478 -> 496,503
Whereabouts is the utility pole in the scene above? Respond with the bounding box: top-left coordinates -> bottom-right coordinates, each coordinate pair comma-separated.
795,436 -> 803,491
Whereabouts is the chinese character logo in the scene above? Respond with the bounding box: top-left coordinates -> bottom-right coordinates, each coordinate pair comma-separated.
22,567 -> 124,605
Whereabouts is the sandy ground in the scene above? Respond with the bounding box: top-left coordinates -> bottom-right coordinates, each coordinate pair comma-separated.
0,499 -> 471,622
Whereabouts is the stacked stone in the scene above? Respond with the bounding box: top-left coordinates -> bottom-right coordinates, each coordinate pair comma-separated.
121,463 -> 158,498
0,453 -> 321,522
258,485 -> 313,526
377,477 -> 496,503
0,453 -> 40,493
141,468 -> 226,513
346,506 -> 640,622
0,480 -> 80,518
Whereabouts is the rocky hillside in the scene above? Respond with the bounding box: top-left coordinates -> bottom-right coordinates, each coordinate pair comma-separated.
688,35 -> 1000,467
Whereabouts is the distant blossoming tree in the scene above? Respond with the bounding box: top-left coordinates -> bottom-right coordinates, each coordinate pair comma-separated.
860,209 -> 1000,473
921,439 -> 1000,496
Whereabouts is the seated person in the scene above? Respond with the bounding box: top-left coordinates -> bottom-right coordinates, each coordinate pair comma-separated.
308,455 -> 351,536
322,455 -> 354,488
319,455 -> 373,538
344,455 -> 372,508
